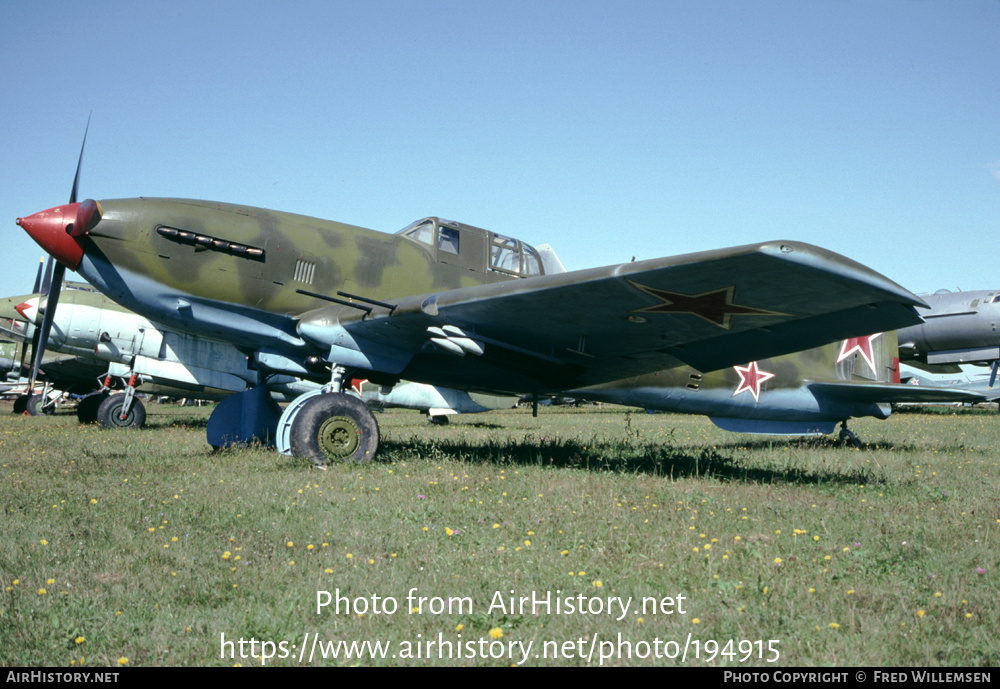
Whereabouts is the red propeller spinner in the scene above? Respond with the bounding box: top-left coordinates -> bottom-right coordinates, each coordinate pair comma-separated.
16,199 -> 101,270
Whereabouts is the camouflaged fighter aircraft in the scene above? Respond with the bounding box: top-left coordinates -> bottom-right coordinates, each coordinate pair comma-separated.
565,330 -> 986,446
16,129 -> 932,467
897,289 -> 1000,389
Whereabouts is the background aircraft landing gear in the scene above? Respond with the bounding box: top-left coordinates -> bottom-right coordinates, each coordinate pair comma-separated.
289,393 -> 380,467
838,422 -> 862,449
26,394 -> 55,416
96,393 -> 146,429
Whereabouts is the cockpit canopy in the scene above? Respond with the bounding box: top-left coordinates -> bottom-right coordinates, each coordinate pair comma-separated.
397,217 -> 563,278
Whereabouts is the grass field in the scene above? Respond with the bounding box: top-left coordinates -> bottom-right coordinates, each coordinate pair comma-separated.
1,401 -> 997,667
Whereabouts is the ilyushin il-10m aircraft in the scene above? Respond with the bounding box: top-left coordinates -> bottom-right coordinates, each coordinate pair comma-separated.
5,277 -> 981,448
17,126 -> 935,467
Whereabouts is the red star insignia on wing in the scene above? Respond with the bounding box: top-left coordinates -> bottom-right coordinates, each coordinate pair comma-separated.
836,333 -> 881,374
732,361 -> 775,403
627,281 -> 788,329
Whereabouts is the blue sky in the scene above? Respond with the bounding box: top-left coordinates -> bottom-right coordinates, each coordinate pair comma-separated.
2,0 -> 998,301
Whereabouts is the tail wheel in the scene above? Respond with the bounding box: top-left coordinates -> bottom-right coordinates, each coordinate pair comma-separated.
97,394 -> 146,429
290,393 -> 379,466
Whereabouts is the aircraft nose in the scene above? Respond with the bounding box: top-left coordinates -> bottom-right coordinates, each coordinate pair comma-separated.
16,199 -> 101,270
13,299 -> 38,324
0,296 -> 32,325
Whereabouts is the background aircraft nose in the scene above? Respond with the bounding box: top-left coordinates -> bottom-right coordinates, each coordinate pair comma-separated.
16,199 -> 101,270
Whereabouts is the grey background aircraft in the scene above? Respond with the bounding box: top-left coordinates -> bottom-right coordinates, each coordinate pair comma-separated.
897,289 -> 1000,388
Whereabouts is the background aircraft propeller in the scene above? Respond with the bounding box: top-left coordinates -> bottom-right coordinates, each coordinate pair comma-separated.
13,259 -> 45,379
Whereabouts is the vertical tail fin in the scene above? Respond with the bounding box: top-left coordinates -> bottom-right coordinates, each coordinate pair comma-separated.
832,330 -> 899,383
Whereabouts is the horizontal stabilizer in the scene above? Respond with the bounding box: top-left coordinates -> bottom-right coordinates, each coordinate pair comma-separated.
808,381 -> 986,405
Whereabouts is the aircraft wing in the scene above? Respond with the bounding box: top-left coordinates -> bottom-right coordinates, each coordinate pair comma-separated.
298,240 -> 926,392
32,354 -> 106,388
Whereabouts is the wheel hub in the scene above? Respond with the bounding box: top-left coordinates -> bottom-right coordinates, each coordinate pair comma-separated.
112,403 -> 134,427
317,415 -> 361,459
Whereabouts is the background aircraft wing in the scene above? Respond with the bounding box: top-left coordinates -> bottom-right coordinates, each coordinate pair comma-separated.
28,354 -> 106,389
299,240 -> 925,391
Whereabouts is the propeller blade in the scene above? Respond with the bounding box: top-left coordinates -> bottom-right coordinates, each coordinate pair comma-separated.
989,361 -> 998,389
31,257 -> 44,295
70,112 -> 91,205
28,263 -> 64,389
40,256 -> 53,296
23,113 -> 91,391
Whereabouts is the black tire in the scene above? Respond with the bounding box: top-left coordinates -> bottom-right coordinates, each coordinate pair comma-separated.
13,395 -> 30,415
76,394 -> 108,424
427,414 -> 450,425
290,393 -> 380,466
26,394 -> 54,416
97,394 -> 146,429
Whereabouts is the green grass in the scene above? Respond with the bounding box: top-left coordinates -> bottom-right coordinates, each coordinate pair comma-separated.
1,401 -> 997,666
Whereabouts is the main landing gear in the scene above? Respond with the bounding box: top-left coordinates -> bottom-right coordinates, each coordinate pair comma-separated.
25,393 -> 55,416
79,373 -> 146,429
276,365 -> 380,468
206,365 -> 381,467
96,392 -> 146,429
14,387 -> 59,416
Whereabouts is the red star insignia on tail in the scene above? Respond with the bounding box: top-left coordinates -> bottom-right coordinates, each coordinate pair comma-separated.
732,361 -> 775,403
836,333 -> 881,374
627,282 -> 787,329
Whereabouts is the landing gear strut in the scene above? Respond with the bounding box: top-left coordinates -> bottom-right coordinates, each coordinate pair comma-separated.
26,393 -> 55,416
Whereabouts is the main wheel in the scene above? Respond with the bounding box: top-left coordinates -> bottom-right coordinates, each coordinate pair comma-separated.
76,394 -> 108,424
97,394 -> 146,429
289,393 -> 380,466
26,394 -> 54,416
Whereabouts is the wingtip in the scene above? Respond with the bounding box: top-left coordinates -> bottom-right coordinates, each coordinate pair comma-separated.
760,240 -> 926,310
